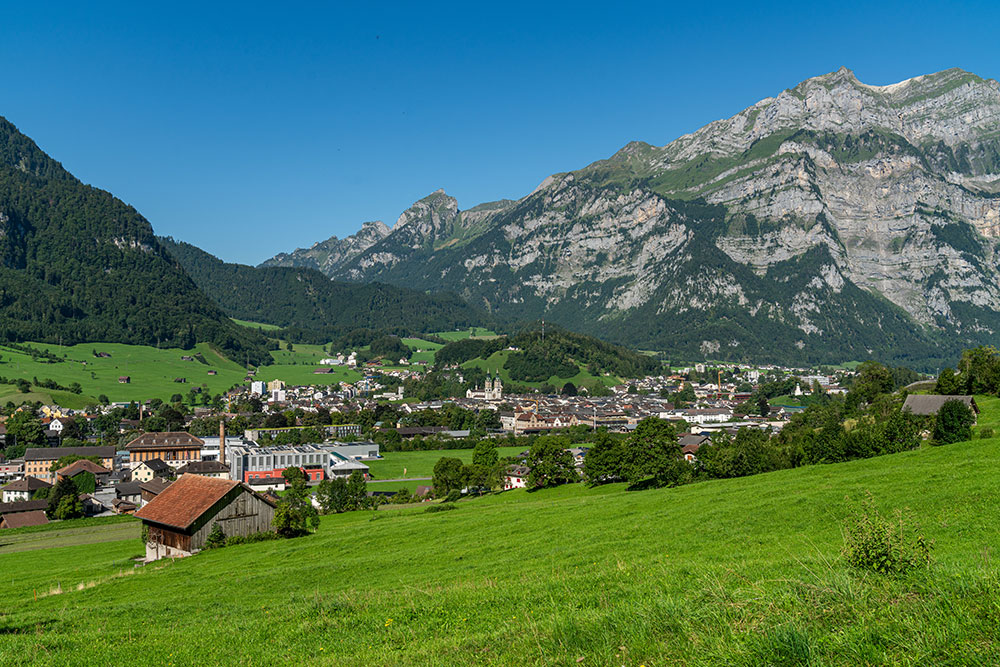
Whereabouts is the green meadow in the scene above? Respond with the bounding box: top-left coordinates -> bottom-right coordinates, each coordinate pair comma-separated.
4,400 -> 1000,663
462,349 -> 620,390
0,340 -> 362,405
365,446 -> 526,481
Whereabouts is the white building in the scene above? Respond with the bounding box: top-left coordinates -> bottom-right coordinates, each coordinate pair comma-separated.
250,381 -> 265,396
466,374 -> 503,401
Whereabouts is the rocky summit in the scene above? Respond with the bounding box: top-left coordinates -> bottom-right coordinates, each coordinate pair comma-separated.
265,68 -> 1000,368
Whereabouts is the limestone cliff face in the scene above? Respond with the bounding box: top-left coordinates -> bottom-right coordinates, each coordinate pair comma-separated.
260,219 -> 390,274
266,68 -> 1000,367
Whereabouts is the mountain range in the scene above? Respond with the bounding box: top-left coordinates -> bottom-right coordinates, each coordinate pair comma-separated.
264,67 -> 1000,369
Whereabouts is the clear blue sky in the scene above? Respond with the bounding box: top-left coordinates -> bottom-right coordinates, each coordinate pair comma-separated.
2,1 -> 998,265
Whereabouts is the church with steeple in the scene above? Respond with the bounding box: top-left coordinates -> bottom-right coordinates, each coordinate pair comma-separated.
466,372 -> 503,401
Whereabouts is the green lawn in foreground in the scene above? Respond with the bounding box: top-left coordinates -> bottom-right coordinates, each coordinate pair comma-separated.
5,403 -> 1000,664
365,446 -> 525,481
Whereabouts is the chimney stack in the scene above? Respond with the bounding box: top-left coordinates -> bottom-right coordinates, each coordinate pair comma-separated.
219,418 -> 226,466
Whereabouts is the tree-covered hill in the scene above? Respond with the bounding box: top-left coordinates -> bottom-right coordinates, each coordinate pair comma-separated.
159,237 -> 488,339
0,116 -> 272,365
435,325 -> 662,381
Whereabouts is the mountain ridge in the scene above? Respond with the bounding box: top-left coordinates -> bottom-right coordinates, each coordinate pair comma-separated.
266,67 -> 1000,369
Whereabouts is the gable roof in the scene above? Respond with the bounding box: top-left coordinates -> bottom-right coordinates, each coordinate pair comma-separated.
2,477 -> 52,493
1,510 -> 49,529
0,499 -> 49,514
139,478 -> 172,495
135,474 -> 275,530
125,432 -> 204,451
902,394 -> 979,416
115,481 -> 143,497
175,460 -> 230,475
137,458 -> 171,473
24,446 -> 115,462
56,459 -> 110,477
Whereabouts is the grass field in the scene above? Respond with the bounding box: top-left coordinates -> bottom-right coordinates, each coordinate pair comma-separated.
0,517 -> 138,555
6,396 -> 1000,663
462,350 -> 620,390
434,327 -> 498,341
231,318 -> 282,331
365,446 -> 525,481
0,340 -> 362,405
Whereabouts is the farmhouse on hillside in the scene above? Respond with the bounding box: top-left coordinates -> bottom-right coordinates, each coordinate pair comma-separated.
902,395 -> 979,421
135,474 -> 277,561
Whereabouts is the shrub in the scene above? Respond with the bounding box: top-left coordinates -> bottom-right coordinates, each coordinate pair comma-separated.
979,428 -> 994,439
425,503 -> 457,513
224,531 -> 280,547
932,399 -> 974,445
205,524 -> 226,549
842,493 -> 932,576
445,489 -> 462,503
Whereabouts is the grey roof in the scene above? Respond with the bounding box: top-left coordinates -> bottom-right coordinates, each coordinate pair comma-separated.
0,499 -> 49,514
175,460 -> 230,475
115,481 -> 143,498
24,446 -> 115,462
902,395 -> 978,416
139,458 -> 171,473
1,477 -> 52,492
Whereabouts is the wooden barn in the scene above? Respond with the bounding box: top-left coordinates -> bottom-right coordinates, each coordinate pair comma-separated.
134,474 -> 277,561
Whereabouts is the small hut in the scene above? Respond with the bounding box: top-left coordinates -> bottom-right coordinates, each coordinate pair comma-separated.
135,474 -> 277,561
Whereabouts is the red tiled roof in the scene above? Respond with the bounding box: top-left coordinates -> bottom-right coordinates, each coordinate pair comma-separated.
57,459 -> 110,477
1,510 -> 49,529
135,474 -> 238,530
125,432 -> 204,451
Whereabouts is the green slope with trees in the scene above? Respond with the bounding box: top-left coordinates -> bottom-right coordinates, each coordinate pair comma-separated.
6,409 -> 1000,663
0,116 -> 271,365
159,236 -> 489,341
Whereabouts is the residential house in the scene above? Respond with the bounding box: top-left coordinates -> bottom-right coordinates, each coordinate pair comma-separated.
1,477 -> 51,503
135,474 -> 278,561
125,432 -> 204,465
174,460 -> 230,479
132,458 -> 173,483
0,510 -> 49,529
903,395 -> 979,421
139,478 -> 172,505
504,464 -> 531,490
55,459 -> 111,487
23,446 -> 116,482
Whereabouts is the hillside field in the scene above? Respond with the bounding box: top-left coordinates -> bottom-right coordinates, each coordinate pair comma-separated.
461,349 -> 620,390
0,341 -> 362,405
365,446 -> 526,481
4,400 -> 1000,663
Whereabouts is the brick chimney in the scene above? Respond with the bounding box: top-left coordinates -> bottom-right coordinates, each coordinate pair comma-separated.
219,419 -> 226,466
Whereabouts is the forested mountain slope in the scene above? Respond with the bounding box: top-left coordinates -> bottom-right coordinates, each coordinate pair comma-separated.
161,237 -> 487,339
0,117 -> 272,365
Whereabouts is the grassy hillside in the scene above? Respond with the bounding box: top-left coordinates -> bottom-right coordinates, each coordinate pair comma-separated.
365,446 -> 525,481
0,341 -> 362,405
462,350 -> 620,389
5,406 -> 1000,663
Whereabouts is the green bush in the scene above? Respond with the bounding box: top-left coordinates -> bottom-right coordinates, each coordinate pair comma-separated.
424,503 -> 457,513
224,532 -> 280,547
204,524 -> 227,549
979,428 -> 994,439
842,494 -> 932,576
445,489 -> 462,503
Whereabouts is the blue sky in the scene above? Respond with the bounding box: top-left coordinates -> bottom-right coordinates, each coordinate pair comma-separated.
2,1 -> 998,264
